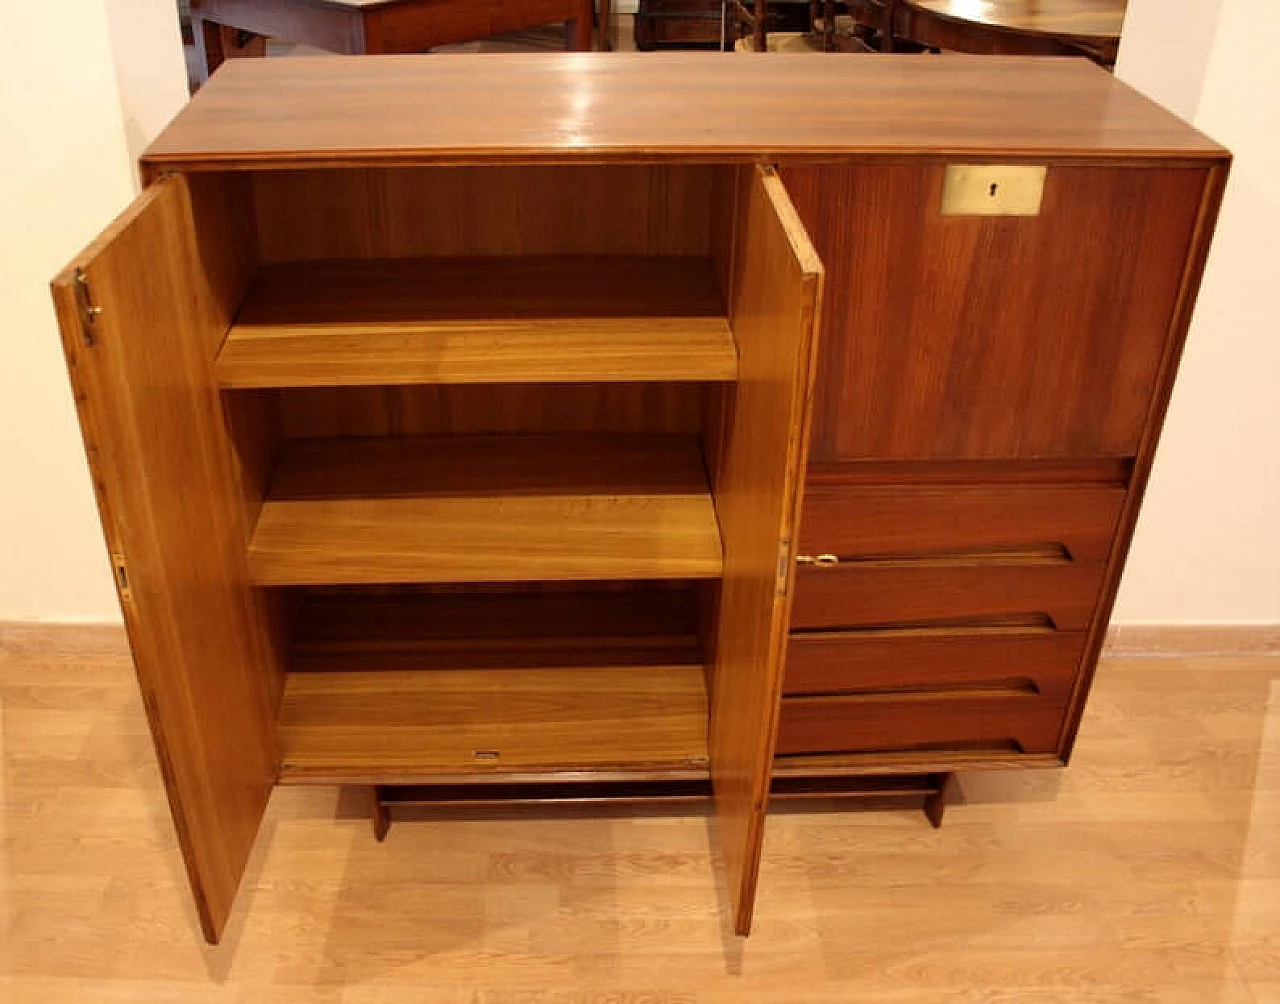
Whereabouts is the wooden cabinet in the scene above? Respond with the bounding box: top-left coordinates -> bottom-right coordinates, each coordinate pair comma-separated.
51,54 -> 1227,944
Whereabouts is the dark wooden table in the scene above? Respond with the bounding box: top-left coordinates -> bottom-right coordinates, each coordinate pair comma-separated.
858,0 -> 1125,64
190,0 -> 598,82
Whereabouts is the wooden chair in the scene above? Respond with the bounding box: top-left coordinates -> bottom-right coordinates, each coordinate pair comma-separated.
812,0 -> 891,51
730,0 -> 882,52
728,0 -> 820,51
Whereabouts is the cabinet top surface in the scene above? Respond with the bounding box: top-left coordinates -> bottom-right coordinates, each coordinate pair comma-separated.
143,53 -> 1224,169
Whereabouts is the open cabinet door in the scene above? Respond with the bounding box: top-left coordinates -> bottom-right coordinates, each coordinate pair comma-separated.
710,165 -> 823,935
51,174 -> 283,943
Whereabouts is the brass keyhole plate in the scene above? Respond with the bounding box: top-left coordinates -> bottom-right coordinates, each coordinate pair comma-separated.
941,165 -> 1047,216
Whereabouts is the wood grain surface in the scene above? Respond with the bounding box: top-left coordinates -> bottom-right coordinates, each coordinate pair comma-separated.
277,382 -> 708,437
784,625 -> 1086,695
251,165 -> 720,261
278,664 -> 710,782
292,588 -> 702,669
782,163 -> 1210,461
798,484 -> 1125,561
141,54 -> 1224,171
49,176 -> 284,944
709,166 -> 823,936
776,686 -> 1068,755
218,257 -> 736,388
790,557 -> 1105,631
248,434 -> 724,585
1059,162 -> 1231,759
3,627 -> 1275,1002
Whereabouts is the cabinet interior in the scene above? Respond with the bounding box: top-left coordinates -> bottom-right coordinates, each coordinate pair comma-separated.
201,164 -> 749,783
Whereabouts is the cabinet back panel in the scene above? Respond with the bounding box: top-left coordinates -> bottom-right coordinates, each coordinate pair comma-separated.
252,165 -> 722,262
291,586 -> 703,670
278,383 -> 707,437
782,164 -> 1208,460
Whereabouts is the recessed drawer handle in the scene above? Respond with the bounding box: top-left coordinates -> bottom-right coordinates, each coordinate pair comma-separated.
796,554 -> 840,568
797,544 -> 1073,568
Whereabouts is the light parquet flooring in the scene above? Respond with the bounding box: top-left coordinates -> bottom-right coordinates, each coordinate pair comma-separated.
1,623 -> 1277,1002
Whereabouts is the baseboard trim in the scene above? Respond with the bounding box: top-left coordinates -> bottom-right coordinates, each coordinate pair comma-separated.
1103,624 -> 1280,657
4,620 -> 1278,658
0,620 -> 128,656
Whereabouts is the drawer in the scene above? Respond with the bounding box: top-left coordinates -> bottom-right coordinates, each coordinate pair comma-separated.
799,485 -> 1125,562
776,690 -> 1067,756
784,626 -> 1085,696
790,555 -> 1104,630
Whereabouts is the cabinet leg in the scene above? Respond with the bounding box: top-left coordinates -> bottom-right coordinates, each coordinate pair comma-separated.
371,786 -> 391,841
923,772 -> 956,828
598,0 -> 614,49
567,0 -> 596,50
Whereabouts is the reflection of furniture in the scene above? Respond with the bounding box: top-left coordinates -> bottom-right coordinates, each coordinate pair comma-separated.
728,0 -> 823,52
856,0 -> 1125,63
189,0 -> 597,82
634,0 -> 725,49
811,0 -> 883,51
731,0 -> 882,53
52,55 -> 1225,945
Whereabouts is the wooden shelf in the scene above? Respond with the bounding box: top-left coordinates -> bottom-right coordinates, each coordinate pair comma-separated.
247,434 -> 723,586
278,664 -> 710,783
279,589 -> 709,783
217,257 -> 737,388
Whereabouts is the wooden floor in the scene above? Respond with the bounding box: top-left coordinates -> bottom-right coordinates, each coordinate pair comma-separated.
2,624 -> 1277,1002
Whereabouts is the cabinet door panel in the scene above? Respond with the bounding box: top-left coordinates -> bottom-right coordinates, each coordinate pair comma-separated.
51,175 -> 281,944
710,165 -> 823,935
782,164 -> 1208,461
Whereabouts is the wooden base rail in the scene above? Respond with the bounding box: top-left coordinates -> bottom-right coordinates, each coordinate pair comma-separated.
370,772 -> 958,839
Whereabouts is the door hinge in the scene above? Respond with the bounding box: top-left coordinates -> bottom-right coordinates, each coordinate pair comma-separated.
777,538 -> 792,595
74,267 -> 102,346
111,553 -> 133,603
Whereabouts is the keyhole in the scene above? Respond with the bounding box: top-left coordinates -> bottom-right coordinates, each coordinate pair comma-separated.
989,182 -> 999,198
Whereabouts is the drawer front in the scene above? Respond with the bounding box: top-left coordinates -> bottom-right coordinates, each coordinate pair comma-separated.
784,627 -> 1085,696
799,485 -> 1125,562
777,691 -> 1067,756
790,558 -> 1104,630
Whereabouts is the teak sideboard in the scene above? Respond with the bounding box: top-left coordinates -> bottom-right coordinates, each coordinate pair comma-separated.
51,53 -> 1228,943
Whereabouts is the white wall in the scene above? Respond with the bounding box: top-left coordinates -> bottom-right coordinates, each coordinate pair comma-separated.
0,1 -> 188,622
1112,0 -> 1280,625
103,0 -> 190,171
1113,0 -> 1225,120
